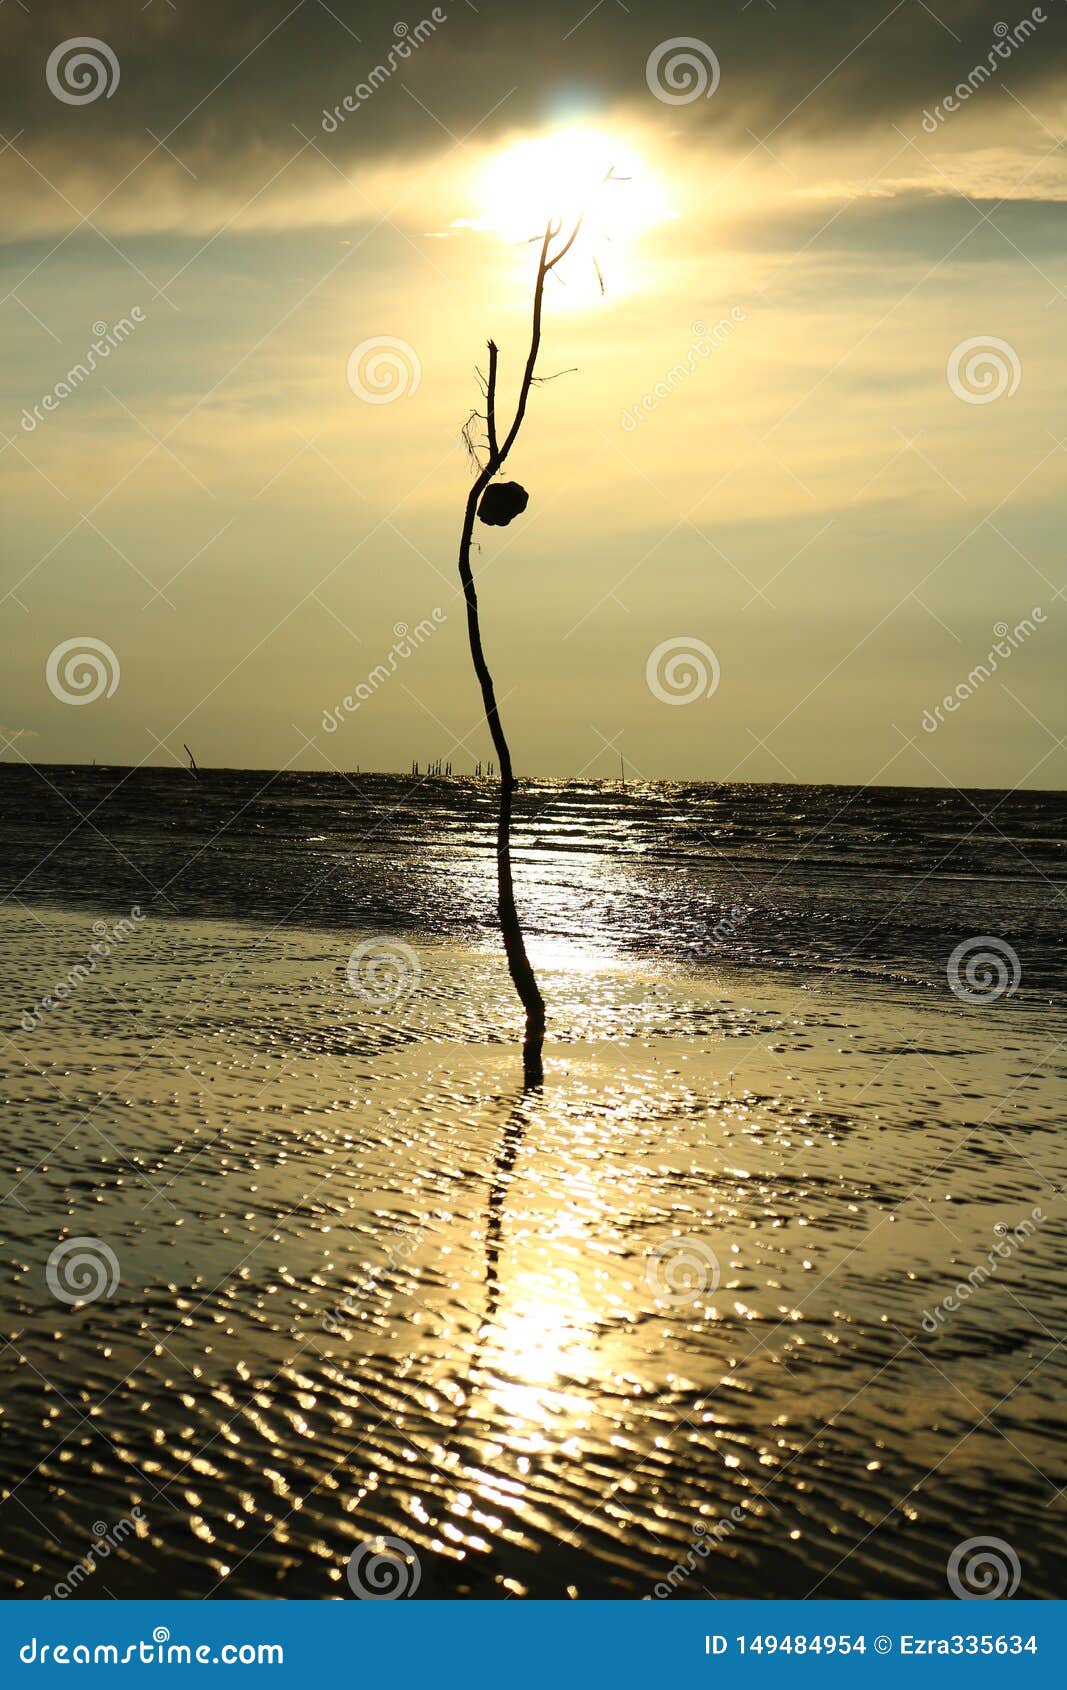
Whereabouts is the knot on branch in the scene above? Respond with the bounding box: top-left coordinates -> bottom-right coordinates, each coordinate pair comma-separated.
477,481 -> 529,527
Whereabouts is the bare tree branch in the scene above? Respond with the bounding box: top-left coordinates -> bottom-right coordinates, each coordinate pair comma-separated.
486,339 -> 499,463
455,199 -> 608,1088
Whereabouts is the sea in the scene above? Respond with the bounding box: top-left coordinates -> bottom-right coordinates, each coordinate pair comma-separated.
0,766 -> 1064,1598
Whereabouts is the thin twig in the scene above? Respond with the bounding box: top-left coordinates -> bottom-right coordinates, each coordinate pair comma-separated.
486,340 -> 499,463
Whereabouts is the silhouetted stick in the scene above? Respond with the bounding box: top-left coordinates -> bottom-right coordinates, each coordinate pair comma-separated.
457,181 -> 615,1086
457,218 -> 578,1088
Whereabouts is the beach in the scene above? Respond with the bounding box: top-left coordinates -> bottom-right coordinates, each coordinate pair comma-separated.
0,770 -> 1065,1598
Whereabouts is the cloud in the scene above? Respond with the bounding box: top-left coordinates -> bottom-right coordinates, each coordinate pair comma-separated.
2,0 -> 1065,240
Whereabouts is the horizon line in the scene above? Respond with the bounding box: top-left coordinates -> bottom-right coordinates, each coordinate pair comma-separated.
2,760 -> 1065,799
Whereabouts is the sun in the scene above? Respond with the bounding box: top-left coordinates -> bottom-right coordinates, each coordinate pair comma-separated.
470,127 -> 671,304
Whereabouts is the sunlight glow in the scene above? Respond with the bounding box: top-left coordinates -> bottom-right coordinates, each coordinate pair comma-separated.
471,127 -> 672,304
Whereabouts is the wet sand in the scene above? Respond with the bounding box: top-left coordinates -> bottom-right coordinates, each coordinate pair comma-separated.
1,903 -> 1064,1599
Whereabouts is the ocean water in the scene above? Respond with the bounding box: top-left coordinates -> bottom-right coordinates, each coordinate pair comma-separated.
0,766 -> 1064,1600
2,766 -> 1065,991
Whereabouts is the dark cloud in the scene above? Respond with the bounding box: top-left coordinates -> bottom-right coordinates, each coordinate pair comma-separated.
6,0 -> 1065,169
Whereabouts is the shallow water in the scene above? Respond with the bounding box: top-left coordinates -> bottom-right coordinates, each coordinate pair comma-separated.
2,766 -> 1065,992
1,870 -> 1065,1598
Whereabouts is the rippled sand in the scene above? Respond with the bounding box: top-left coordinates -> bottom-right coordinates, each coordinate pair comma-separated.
1,904 -> 1064,1599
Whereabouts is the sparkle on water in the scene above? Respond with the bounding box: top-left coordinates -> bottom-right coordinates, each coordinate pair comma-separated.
0,772 -> 1064,1597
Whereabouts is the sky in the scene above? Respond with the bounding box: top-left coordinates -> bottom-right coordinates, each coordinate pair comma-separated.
2,0 -> 1066,788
